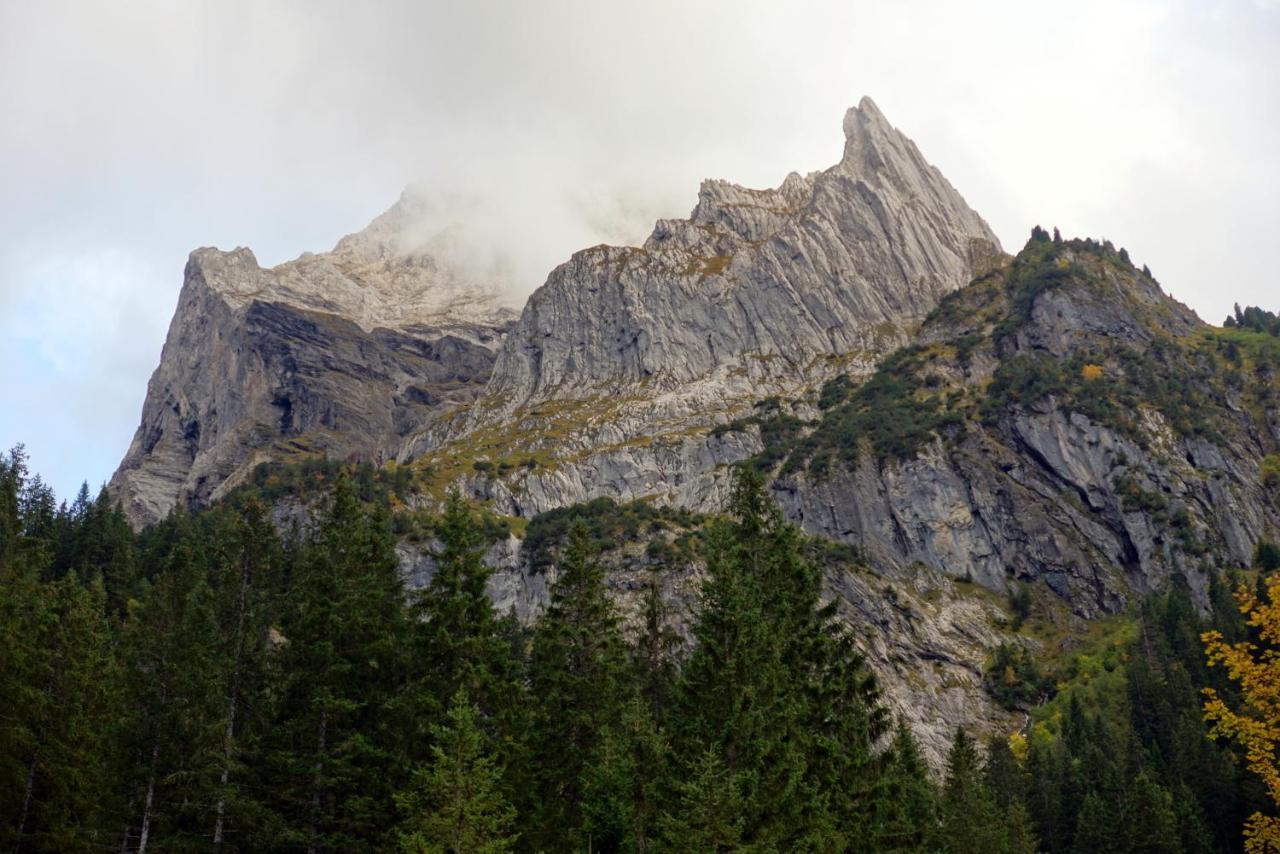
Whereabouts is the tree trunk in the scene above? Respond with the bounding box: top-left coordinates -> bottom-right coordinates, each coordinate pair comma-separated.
13,747 -> 38,853
211,691 -> 237,846
213,556 -> 252,846
137,741 -> 160,854
308,712 -> 327,854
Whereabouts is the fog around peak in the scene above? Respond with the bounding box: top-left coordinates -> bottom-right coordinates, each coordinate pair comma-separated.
1,0 -> 1277,500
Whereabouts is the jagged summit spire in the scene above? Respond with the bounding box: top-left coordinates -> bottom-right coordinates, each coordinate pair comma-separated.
840,96 -> 913,181
480,97 -> 1003,416
842,95 -> 891,141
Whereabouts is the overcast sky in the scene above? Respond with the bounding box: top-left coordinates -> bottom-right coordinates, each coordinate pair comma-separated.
1,0 -> 1277,502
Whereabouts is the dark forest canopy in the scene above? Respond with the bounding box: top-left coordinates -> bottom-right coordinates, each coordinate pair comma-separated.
0,446 -> 1273,852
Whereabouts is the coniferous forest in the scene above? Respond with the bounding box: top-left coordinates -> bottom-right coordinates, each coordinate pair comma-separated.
1,445 -> 1275,853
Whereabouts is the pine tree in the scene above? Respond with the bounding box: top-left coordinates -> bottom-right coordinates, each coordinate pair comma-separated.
1172,781 -> 1215,854
940,729 -> 1006,854
1003,799 -> 1039,854
672,518 -> 798,844
2,572 -> 121,852
1121,771 -> 1183,853
1071,790 -> 1117,854
657,749 -> 745,853
983,734 -> 1025,809
0,446 -> 25,561
633,575 -> 681,718
205,499 -> 283,847
118,526 -> 226,852
526,518 -> 630,848
264,474 -> 410,851
395,690 -> 517,854
673,467 -> 885,848
865,721 -> 939,852
580,696 -> 670,853
405,492 -> 523,759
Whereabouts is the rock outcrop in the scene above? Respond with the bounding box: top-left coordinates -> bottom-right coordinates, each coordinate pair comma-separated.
111,98 -> 1280,767
759,237 -> 1280,616
485,98 -> 1001,410
392,504 -> 1017,768
110,193 -> 519,527
408,98 -> 1004,518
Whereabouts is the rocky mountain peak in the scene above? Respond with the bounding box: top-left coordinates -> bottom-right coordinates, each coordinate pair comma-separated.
110,192 -> 519,527
473,98 -> 1003,425
191,190 -> 519,335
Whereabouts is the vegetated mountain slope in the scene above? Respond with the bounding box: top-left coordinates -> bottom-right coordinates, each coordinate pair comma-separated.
729,231 -> 1280,617
405,98 -> 1004,515
110,193 -> 519,527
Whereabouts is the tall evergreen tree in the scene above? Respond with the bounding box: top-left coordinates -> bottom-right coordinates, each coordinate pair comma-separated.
526,519 -> 630,848
205,499 -> 284,848
264,474 -> 410,851
1122,771 -> 1183,854
2,449 -> 122,851
1071,790 -> 1118,854
406,492 -> 523,758
118,527 -> 225,853
673,467 -> 886,848
657,749 -> 745,853
864,721 -> 939,852
940,729 -> 1007,854
673,518 -> 800,845
632,575 -> 681,718
2,572 -> 120,852
983,735 -> 1025,810
395,690 -> 517,854
580,696 -> 670,853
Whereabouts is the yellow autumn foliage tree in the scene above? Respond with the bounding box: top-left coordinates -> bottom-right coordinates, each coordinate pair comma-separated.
1081,363 -> 1104,381
1203,572 -> 1280,853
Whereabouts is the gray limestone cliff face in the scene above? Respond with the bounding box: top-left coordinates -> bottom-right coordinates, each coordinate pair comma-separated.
110,195 -> 519,527
767,244 -> 1280,618
409,99 -> 1006,520
481,97 -> 1003,415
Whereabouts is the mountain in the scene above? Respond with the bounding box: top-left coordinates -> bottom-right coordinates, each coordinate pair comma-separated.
106,99 -> 1280,764
762,233 -> 1279,616
451,233 -> 1280,762
406,97 -> 1003,515
109,193 -> 519,526
487,96 -> 1000,406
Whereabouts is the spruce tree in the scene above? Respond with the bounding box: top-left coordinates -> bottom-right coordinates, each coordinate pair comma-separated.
633,575 -> 681,718
265,474 -> 410,851
1003,799 -> 1039,854
2,572 -> 121,852
580,696 -> 670,853
1071,790 -> 1117,854
673,467 -> 886,848
206,499 -> 283,848
940,729 -> 1006,854
1121,772 -> 1183,854
657,749 -> 745,853
526,518 -> 629,848
118,527 -> 226,852
395,690 -> 517,854
983,735 -> 1025,809
865,721 -> 939,852
672,519 -> 798,845
406,492 -> 523,760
